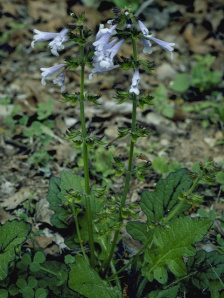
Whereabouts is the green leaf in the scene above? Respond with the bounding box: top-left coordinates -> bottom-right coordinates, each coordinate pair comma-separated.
152,156 -> 169,174
170,74 -> 190,93
140,168 -> 192,223
35,288 -> 48,298
144,216 -> 213,284
33,252 -> 46,264
30,263 -> 41,272
148,285 -> 180,298
0,220 -> 31,281
126,221 -> 151,245
69,255 -> 122,298
8,284 -> 19,296
20,287 -> 34,298
16,253 -> 32,271
187,250 -> 224,289
47,171 -> 85,228
65,255 -> 75,264
0,289 -> 8,298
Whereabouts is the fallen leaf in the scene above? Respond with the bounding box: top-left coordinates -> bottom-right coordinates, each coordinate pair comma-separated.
1,187 -> 31,210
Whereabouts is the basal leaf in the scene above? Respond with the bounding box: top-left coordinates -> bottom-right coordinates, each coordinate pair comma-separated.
69,255 -> 122,298
140,168 -> 192,223
0,220 -> 31,281
187,250 -> 224,290
59,171 -> 85,201
47,171 -> 85,228
126,221 -> 152,245
148,285 -> 180,298
144,216 -> 213,284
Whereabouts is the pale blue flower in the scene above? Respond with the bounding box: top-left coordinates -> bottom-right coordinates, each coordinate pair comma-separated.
31,28 -> 69,56
90,33 -> 124,80
40,64 -> 66,92
53,70 -> 66,92
138,20 -> 175,59
148,36 -> 175,60
93,24 -> 117,51
129,68 -> 140,95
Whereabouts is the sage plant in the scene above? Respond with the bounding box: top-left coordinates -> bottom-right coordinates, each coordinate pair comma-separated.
30,7 -> 219,298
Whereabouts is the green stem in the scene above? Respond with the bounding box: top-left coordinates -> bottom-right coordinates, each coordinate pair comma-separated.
163,271 -> 197,290
107,236 -> 153,283
164,177 -> 201,223
39,265 -> 59,277
136,276 -> 147,297
94,224 -> 121,290
102,37 -> 139,277
70,203 -> 89,263
80,44 -> 95,267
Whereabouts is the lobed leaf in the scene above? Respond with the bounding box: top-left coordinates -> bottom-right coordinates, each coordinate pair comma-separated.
0,220 -> 31,281
68,255 -> 122,298
140,168 -> 192,224
143,216 -> 213,284
187,250 -> 224,290
126,221 -> 151,245
148,285 -> 180,298
47,171 -> 85,228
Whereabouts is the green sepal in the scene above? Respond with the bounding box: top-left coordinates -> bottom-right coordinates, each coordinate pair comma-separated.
119,56 -> 135,70
138,94 -> 154,109
131,133 -> 138,143
72,138 -> 82,147
82,27 -> 92,39
115,28 -> 132,39
118,126 -> 129,138
114,90 -> 130,104
84,92 -> 100,104
65,129 -> 81,140
139,60 -> 154,74
65,58 -> 82,70
61,92 -> 80,106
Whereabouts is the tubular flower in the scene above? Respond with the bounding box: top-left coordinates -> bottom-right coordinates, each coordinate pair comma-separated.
138,20 -> 175,59
129,68 -> 140,95
40,64 -> 66,92
90,23 -> 124,80
89,39 -> 124,80
31,28 -> 69,56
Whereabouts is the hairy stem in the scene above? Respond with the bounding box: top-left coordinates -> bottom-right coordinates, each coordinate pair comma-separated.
102,37 -> 139,277
80,43 -> 95,267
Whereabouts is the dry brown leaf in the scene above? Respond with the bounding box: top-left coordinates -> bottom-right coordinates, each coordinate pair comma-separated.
194,0 -> 208,15
28,0 -> 67,22
183,23 -> 210,54
26,235 -> 53,250
1,2 -> 20,17
35,198 -> 54,225
1,187 -> 31,210
0,207 -> 13,224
